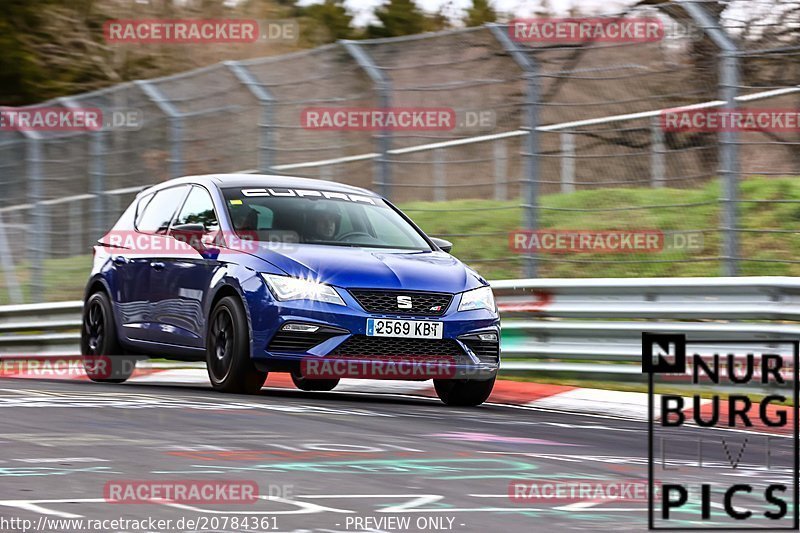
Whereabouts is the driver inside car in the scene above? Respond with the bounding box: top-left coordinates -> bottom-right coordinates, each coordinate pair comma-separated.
307,205 -> 340,241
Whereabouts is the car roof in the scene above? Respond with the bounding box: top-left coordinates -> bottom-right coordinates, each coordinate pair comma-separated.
140,174 -> 379,198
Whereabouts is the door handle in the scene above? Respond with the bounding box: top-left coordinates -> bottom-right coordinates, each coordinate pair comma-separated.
150,261 -> 165,271
113,256 -> 128,265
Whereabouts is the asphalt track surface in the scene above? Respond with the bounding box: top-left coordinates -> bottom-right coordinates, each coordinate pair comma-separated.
0,377 -> 796,533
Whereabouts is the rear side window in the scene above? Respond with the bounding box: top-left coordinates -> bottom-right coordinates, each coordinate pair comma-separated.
172,186 -> 219,232
136,185 -> 189,234
135,193 -> 154,227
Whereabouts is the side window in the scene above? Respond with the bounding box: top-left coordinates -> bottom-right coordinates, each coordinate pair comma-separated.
136,186 -> 189,234
135,193 -> 154,227
173,186 -> 219,232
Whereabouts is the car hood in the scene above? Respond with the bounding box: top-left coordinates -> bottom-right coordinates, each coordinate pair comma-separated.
248,244 -> 485,293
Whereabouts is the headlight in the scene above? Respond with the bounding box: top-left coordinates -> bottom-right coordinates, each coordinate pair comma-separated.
261,274 -> 345,306
458,286 -> 496,312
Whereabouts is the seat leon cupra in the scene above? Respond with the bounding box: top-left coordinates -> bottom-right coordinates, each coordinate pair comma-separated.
81,174 -> 500,405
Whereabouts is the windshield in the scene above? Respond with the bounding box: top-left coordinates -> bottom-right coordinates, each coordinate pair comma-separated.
222,187 -> 432,251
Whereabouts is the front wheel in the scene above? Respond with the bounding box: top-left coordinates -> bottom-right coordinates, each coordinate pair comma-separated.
81,291 -> 136,383
206,296 -> 267,394
433,376 -> 496,406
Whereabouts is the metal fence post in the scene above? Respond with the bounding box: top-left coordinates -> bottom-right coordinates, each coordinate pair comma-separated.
136,80 -> 184,178
433,149 -> 446,202
89,130 -> 107,238
490,24 -> 540,277
69,200 -> 81,255
560,131 -> 575,193
651,116 -> 665,188
25,133 -> 45,302
0,212 -> 22,304
680,0 -> 740,276
169,115 -> 184,179
342,41 -> 393,199
494,139 -> 507,201
719,51 -> 741,276
60,96 -> 107,242
226,61 -> 275,173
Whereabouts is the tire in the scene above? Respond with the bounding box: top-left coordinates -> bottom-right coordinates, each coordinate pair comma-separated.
433,376 -> 496,406
81,291 -> 136,383
206,296 -> 267,394
291,371 -> 339,392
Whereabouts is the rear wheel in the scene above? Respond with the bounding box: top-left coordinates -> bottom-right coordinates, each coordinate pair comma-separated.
291,371 -> 339,392
206,296 -> 267,394
81,291 -> 136,383
433,376 -> 496,406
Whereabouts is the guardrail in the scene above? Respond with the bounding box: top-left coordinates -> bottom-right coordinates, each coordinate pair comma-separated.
0,300 -> 82,355
1,277 -> 798,383
494,277 -> 800,380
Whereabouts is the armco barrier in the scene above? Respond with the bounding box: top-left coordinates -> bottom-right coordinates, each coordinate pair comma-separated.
0,300 -> 82,355
0,277 -> 798,381
494,276 -> 800,379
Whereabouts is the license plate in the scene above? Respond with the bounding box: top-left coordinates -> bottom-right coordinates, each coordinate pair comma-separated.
366,318 -> 443,339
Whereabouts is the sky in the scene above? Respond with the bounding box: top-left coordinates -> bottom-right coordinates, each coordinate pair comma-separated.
296,0 -> 638,27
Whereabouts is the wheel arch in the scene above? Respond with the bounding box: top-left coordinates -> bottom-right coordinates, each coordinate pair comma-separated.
83,275 -> 112,301
82,275 -> 126,345
207,282 -> 254,356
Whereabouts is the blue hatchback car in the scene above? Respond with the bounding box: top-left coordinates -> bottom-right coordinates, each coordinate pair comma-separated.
81,174 -> 500,405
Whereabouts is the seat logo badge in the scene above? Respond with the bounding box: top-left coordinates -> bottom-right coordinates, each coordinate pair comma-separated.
397,296 -> 413,309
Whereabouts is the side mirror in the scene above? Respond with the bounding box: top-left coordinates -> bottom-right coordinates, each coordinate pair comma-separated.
171,223 -> 208,252
431,237 -> 453,253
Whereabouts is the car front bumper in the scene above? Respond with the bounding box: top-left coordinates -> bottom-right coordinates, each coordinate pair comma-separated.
246,284 -> 500,379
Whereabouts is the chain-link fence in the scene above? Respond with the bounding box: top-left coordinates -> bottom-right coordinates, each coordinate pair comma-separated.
1,0 -> 798,303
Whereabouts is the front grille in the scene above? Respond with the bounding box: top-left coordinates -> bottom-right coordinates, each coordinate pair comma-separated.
349,290 -> 453,316
462,339 -> 500,364
331,335 -> 465,358
268,329 -> 343,352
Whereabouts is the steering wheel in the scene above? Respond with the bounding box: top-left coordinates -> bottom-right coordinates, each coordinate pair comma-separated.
338,231 -> 374,241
